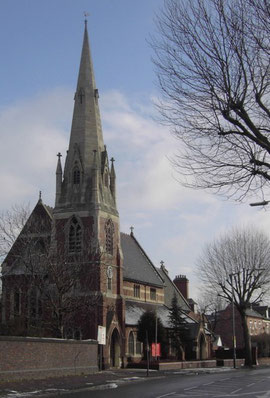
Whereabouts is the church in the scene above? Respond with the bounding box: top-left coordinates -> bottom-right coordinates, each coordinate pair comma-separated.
1,22 -> 211,368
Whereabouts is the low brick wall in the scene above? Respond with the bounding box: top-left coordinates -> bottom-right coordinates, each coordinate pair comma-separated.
158,360 -> 217,370
217,359 -> 245,367
0,336 -> 98,382
258,357 -> 270,366
158,359 -> 245,371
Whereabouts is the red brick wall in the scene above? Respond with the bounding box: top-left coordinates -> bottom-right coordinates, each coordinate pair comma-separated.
0,336 -> 98,381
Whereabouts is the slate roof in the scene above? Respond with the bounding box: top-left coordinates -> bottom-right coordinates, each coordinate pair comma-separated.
245,307 -> 265,318
121,233 -> 163,287
253,305 -> 270,318
125,300 -> 196,329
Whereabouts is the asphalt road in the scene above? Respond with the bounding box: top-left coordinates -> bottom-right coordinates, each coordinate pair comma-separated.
58,367 -> 270,398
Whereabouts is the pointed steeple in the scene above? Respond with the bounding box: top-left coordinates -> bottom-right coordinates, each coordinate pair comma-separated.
64,21 -> 104,179
110,157 -> 116,201
54,22 -> 117,215
55,152 -> 62,206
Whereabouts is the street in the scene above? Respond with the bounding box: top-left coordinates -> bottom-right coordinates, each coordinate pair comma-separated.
58,367 -> 270,398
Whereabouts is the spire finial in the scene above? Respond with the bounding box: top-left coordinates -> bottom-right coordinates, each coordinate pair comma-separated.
57,152 -> 62,160
130,226 -> 134,236
160,260 -> 164,267
39,191 -> 42,201
84,11 -> 89,27
111,157 -> 115,163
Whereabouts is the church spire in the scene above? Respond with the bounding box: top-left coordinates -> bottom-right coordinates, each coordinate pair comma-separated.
63,21 -> 104,180
55,152 -> 62,206
54,22 -> 117,214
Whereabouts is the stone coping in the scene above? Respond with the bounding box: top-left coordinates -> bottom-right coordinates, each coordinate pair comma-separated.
0,336 -> 97,344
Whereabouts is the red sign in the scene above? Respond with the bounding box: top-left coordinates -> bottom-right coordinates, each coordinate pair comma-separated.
151,343 -> 161,357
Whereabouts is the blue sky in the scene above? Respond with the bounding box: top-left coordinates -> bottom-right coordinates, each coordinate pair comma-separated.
1,0 -> 269,301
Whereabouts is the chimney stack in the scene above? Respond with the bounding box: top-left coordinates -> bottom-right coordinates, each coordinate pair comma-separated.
173,275 -> 189,299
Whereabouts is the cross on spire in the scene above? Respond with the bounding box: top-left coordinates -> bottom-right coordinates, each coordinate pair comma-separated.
84,11 -> 89,26
130,226 -> 134,236
57,152 -> 62,160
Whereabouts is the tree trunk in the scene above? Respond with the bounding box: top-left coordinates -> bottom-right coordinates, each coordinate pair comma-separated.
239,310 -> 252,367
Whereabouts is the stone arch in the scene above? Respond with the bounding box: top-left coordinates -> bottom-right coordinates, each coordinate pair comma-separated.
110,328 -> 121,368
198,333 -> 208,360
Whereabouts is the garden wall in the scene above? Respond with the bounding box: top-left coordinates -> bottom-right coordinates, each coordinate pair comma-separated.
0,336 -> 98,382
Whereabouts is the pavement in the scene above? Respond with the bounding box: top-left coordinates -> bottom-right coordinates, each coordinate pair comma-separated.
0,367 -> 237,398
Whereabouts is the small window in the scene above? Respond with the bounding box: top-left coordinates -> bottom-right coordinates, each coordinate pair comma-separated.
69,217 -> 82,253
30,289 -> 37,319
136,339 -> 142,355
78,88 -> 85,104
128,332 -> 135,355
134,284 -> 140,298
29,288 -> 41,326
73,167 -> 80,185
108,277 -> 112,291
150,288 -> 156,301
10,291 -> 14,319
14,290 -> 21,315
105,219 -> 114,254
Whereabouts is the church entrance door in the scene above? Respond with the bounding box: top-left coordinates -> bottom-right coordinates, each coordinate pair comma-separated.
110,328 -> 121,368
199,333 -> 207,359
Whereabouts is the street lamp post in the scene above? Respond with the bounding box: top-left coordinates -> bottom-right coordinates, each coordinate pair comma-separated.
229,273 -> 237,369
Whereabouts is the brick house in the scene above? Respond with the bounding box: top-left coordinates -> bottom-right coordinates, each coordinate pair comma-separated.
1,21 -> 211,368
211,304 -> 270,350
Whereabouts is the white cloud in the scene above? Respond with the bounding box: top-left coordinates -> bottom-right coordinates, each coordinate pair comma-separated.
0,88 -> 71,208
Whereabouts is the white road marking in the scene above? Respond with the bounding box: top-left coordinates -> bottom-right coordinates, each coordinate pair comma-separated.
203,382 -> 214,385
247,383 -> 255,387
184,386 -> 198,390
156,393 -> 176,398
231,387 -> 242,393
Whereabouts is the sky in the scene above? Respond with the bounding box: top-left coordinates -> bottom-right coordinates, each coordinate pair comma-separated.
1,0 -> 270,301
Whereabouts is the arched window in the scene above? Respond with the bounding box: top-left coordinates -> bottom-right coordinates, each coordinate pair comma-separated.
14,290 -> 21,316
73,167 -> 80,185
69,217 -> 82,253
107,277 -> 112,291
128,332 -> 135,356
105,219 -> 114,254
136,335 -> 142,355
10,291 -> 14,320
29,288 -> 42,326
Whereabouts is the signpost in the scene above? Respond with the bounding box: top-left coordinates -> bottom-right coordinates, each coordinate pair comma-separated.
151,343 -> 161,358
97,326 -> 106,370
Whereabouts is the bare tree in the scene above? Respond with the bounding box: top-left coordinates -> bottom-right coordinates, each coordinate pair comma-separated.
197,291 -> 226,316
0,204 -> 30,259
198,226 -> 270,366
197,291 -> 227,335
152,0 -> 270,201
